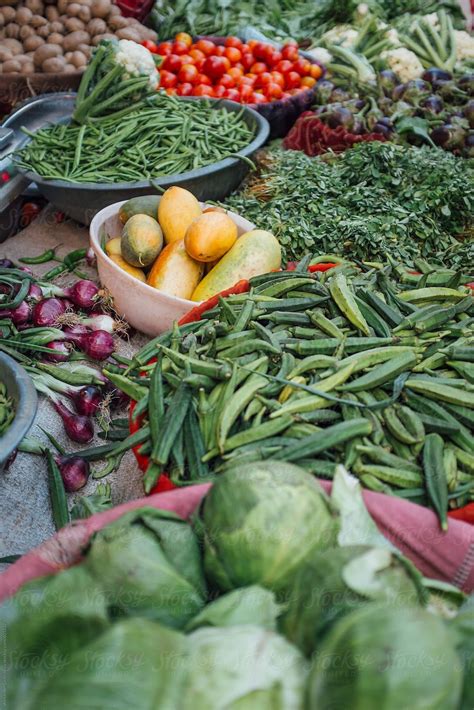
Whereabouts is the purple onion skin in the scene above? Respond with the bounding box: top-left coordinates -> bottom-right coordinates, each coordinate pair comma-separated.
85,247 -> 96,268
64,280 -> 99,310
52,400 -> 94,443
74,386 -> 102,416
0,259 -> 15,268
33,298 -> 66,327
55,455 -> 90,492
44,341 -> 71,363
18,266 -> 33,275
68,330 -> 115,361
63,324 -> 89,336
61,298 -> 75,311
27,283 -> 43,302
5,301 -> 32,325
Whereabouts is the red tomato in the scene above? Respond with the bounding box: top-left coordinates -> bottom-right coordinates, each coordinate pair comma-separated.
194,58 -> 206,72
213,84 -> 227,97
179,54 -> 193,65
240,43 -> 250,53
173,40 -> 189,56
195,39 -> 216,56
285,71 -> 301,89
178,63 -> 199,84
301,76 -> 316,88
162,53 -> 182,73
219,73 -> 235,89
310,64 -> 323,79
196,73 -> 212,86
177,82 -> 193,96
250,62 -> 267,75
247,40 -> 259,50
241,53 -> 254,71
228,66 -> 243,80
225,88 -> 241,101
251,92 -> 267,104
281,44 -> 299,61
293,57 -> 311,76
281,91 -> 291,100
255,71 -> 272,88
271,71 -> 285,88
265,82 -> 283,99
275,59 -> 293,74
225,36 -> 243,48
156,41 -> 172,56
203,56 -> 230,80
141,40 -> 158,54
189,48 -> 205,62
239,84 -> 254,101
194,84 -> 214,96
252,42 -> 270,61
224,47 -> 242,64
175,32 -> 192,47
266,50 -> 282,67
214,45 -> 226,56
240,74 -> 256,86
159,70 -> 177,88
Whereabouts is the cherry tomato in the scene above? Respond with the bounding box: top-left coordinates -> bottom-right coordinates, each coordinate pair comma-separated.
194,58 -> 206,72
196,39 -> 216,56
241,74 -> 256,86
175,32 -> 192,47
250,62 -> 267,75
225,88 -> 241,101
159,70 -> 177,88
285,71 -> 301,89
241,53 -> 254,71
225,36 -> 243,48
271,71 -> 285,88
301,76 -> 316,88
194,84 -> 214,96
247,40 -> 259,50
281,44 -> 299,61
228,66 -> 244,80
163,53 -> 182,73
252,42 -> 270,61
239,84 -> 254,101
196,73 -> 212,86
265,82 -> 283,100
214,45 -> 226,56
224,47 -> 242,64
275,59 -> 293,74
266,50 -> 282,67
251,92 -> 267,104
141,40 -> 158,54
179,54 -> 193,65
293,57 -> 311,76
219,73 -> 235,89
255,71 -> 272,88
156,41 -> 172,56
213,84 -> 227,97
240,43 -> 250,53
178,63 -> 199,84
165,87 -> 177,95
173,40 -> 189,56
189,48 -> 205,63
203,56 -> 230,80
310,64 -> 323,79
177,82 -> 193,96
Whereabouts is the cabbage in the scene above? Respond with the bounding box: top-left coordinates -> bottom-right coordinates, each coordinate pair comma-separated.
182,625 -> 308,709
279,545 -> 426,655
307,604 -> 463,710
451,595 -> 474,710
201,462 -> 339,593
187,586 -> 283,632
84,507 -> 206,628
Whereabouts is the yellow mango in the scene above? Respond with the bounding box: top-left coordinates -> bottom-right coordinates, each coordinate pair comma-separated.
158,186 -> 202,244
105,237 -> 122,257
109,254 -> 146,282
147,240 -> 204,300
184,212 -> 238,262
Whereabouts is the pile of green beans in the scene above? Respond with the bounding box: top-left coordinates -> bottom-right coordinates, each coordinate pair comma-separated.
14,95 -> 255,184
0,380 -> 15,436
106,259 -> 474,530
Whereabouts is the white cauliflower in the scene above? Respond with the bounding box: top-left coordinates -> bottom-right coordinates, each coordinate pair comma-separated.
385,28 -> 401,47
357,3 -> 370,17
381,48 -> 424,82
321,25 -> 359,48
115,39 -> 159,90
454,30 -> 474,61
307,47 -> 333,66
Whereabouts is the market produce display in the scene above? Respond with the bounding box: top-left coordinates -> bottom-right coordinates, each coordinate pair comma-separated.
105,187 -> 281,300
226,141 -> 474,264
0,379 -> 15,436
150,33 -> 323,102
0,0 -> 157,75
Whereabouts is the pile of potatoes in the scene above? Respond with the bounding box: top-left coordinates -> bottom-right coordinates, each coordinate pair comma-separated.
0,0 -> 158,75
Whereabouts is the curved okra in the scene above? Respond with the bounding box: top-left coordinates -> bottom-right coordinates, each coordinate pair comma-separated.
450,445 -> 474,474
278,418 -> 372,462
384,405 -> 419,445
359,473 -> 395,495
336,346 -> 415,375
354,463 -> 423,489
243,397 -> 265,421
340,351 -> 417,392
355,391 -> 385,445
353,296 -> 391,337
397,405 -> 425,443
259,352 -> 295,397
405,391 -> 474,453
150,383 -> 191,467
250,320 -> 282,352
448,360 -> 474,383
255,276 -> 318,298
217,369 -> 269,452
385,432 -> 414,461
423,433 -> 448,531
405,378 -> 474,408
355,444 -> 422,473
287,354 -> 337,379
399,287 -> 469,303
308,309 -> 345,339
357,289 -> 403,327
341,395 -> 364,468
444,447 -> 458,492
215,330 -> 254,351
329,272 -> 370,335
157,344 -> 232,380
202,414 -> 294,461
232,299 -> 256,333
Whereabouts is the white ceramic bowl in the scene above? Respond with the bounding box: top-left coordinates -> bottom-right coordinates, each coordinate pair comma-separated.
89,199 -> 255,336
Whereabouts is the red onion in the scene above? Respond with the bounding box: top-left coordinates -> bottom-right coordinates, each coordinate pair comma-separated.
5,301 -> 32,325
85,247 -> 96,267
19,266 -> 33,275
82,314 -> 116,333
62,298 -> 75,311
54,455 -> 90,491
74,385 -> 102,416
62,280 -> 99,310
27,283 -> 43,302
67,329 -> 115,361
33,298 -> 67,327
0,259 -> 15,268
52,399 -> 94,443
43,341 -> 72,363
63,324 -> 89,336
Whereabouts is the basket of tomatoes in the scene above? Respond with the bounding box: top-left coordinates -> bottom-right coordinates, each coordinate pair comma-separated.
143,33 -> 325,137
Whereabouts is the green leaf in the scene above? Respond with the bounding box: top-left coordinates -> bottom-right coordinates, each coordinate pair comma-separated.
186,586 -> 283,632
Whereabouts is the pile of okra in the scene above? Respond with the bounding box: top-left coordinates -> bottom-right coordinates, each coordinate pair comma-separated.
106,258 -> 474,530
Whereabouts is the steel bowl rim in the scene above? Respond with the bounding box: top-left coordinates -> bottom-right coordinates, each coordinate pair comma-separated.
0,352 -> 37,466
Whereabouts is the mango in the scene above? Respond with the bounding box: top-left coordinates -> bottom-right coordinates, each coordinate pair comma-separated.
158,186 -> 202,245
109,254 -> 146,282
119,195 -> 160,225
147,240 -> 204,300
121,214 -> 163,268
105,237 -> 122,257
184,212 -> 238,263
191,230 -> 281,302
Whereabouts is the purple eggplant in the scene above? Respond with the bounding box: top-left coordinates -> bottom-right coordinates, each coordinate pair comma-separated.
378,69 -> 398,95
457,74 -> 474,96
315,80 -> 335,104
463,99 -> 474,128
392,83 -> 407,101
431,122 -> 467,150
420,95 -> 444,114
422,68 -> 452,84
326,107 -> 354,129
434,80 -> 467,101
372,122 -> 393,138
400,79 -> 431,103
465,132 -> 474,157
329,88 -> 352,103
378,96 -> 394,114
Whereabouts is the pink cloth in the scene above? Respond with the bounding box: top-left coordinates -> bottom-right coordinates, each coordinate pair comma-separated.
0,481 -> 473,602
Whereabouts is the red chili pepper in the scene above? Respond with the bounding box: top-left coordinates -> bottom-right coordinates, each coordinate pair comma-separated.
467,282 -> 474,290
308,262 -> 338,272
178,279 -> 250,325
408,270 -> 422,276
448,503 -> 474,525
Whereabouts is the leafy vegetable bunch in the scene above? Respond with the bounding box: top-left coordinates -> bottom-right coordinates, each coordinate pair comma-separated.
226,141 -> 474,265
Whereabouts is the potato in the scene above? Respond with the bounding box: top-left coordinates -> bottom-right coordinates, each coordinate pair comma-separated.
77,42 -> 91,54
68,3 -> 81,17
57,0 -> 68,13
3,59 -> 22,73
0,14 -> 4,30
78,5 -> 90,22
16,7 -> 33,25
49,20 -> 64,33
0,47 -> 12,62
3,38 -> 22,55
63,29 -> 89,51
23,34 -> 44,51
87,17 -> 106,36
20,25 -> 35,40
116,27 -> 141,42
24,0 -> 44,13
91,0 -> 111,19
33,43 -> 61,67
0,7 -> 16,23
21,62 -> 35,74
70,49 -> 87,67
37,23 -> 51,38
48,32 -> 63,45
16,54 -> 31,64
64,62 -> 78,72
106,15 -> 128,30
31,14 -> 48,27
91,32 -> 114,46
46,6 -> 59,22
6,24 -> 20,39
108,3 -> 121,15
42,56 -> 66,72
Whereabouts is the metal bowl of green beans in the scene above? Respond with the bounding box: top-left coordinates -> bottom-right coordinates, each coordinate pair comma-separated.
0,353 -> 37,472
14,94 -> 270,226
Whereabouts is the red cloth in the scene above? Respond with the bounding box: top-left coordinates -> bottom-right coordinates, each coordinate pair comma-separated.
0,481 -> 473,602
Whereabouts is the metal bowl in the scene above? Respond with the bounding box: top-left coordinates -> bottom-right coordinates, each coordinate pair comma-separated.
15,96 -> 270,225
0,353 -> 37,471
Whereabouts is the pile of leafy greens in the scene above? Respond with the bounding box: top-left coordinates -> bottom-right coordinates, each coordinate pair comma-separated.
226,141 -> 474,266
